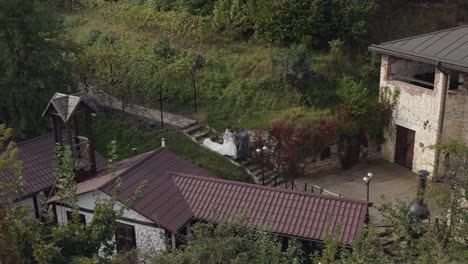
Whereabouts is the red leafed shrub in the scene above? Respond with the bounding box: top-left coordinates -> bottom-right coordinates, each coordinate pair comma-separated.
269,122 -> 308,178
311,118 -> 338,151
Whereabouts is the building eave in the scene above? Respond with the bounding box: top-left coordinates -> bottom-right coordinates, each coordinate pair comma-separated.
369,45 -> 468,73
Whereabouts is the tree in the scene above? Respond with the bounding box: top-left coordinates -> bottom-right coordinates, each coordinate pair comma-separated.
276,43 -> 312,94
335,76 -> 398,168
187,53 -> 205,112
0,0 -> 74,137
212,0 -> 253,40
148,215 -> 304,264
250,0 -> 315,44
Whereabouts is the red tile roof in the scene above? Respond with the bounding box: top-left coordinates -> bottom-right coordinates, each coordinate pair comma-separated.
1,134 -> 107,198
171,172 -> 367,245
60,149 -> 367,245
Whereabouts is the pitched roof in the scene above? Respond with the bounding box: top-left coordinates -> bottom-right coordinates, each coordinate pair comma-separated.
47,151 -> 155,203
42,92 -> 98,123
56,149 -> 367,245
171,172 -> 367,245
1,134 -> 107,198
369,25 -> 468,72
100,149 -> 216,232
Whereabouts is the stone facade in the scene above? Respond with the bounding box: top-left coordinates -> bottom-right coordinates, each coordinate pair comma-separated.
249,130 -> 382,175
379,55 -> 468,176
55,190 -> 166,255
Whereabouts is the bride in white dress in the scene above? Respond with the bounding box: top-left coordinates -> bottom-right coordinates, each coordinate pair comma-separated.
203,128 -> 237,159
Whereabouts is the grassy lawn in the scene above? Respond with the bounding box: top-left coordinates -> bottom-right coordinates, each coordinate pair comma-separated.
92,113 -> 252,183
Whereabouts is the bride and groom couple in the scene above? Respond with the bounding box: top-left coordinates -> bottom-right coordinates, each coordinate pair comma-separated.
203,127 -> 249,160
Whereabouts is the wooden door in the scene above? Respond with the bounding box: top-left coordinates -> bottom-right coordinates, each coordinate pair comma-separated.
395,126 -> 415,169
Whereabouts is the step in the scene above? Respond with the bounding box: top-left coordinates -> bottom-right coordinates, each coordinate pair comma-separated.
259,171 -> 276,183
192,129 -> 211,141
239,160 -> 250,166
180,120 -> 198,130
246,164 -> 258,171
184,124 -> 204,135
265,174 -> 281,186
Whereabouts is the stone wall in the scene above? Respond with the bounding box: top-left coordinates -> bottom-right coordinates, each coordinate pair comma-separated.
55,190 -> 166,255
445,89 -> 467,140
380,55 -> 441,174
379,55 -> 468,176
248,130 -> 382,175
303,144 -> 382,175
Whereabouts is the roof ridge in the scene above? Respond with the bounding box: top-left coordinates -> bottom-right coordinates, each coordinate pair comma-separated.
99,148 -> 163,192
378,25 -> 468,45
169,172 -> 367,205
15,133 -> 52,147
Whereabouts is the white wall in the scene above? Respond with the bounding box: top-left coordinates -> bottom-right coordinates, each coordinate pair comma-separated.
54,190 -> 166,254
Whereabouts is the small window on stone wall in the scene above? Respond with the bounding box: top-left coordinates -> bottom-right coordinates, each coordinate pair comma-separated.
390,59 -> 435,89
449,71 -> 463,90
320,147 -> 331,160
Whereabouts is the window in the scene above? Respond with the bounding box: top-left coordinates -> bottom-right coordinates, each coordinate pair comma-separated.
66,211 -> 86,225
390,59 -> 435,89
116,223 -> 136,252
449,71 -> 463,90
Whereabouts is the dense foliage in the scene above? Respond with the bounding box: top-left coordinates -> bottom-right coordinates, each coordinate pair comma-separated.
0,127 -> 126,263
0,0 -> 74,137
148,216 -> 304,264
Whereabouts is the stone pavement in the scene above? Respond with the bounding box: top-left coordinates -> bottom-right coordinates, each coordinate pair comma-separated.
86,88 -> 197,129
294,159 -> 419,225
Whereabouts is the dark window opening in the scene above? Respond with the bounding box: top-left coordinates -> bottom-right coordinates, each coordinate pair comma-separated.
320,147 -> 331,160
116,223 -> 136,253
412,72 -> 435,89
66,211 -> 86,225
449,72 -> 463,90
390,59 -> 435,90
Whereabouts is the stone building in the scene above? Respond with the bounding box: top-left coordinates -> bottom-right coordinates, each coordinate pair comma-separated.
369,25 -> 468,177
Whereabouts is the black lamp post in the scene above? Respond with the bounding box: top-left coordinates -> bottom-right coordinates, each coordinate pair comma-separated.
256,146 -> 268,185
408,170 -> 430,221
363,172 -> 373,224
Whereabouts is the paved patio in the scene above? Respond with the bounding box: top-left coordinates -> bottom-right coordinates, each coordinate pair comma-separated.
294,159 -> 419,225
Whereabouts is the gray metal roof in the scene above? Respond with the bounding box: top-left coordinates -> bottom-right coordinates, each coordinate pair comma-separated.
369,25 -> 468,72
42,92 -> 98,122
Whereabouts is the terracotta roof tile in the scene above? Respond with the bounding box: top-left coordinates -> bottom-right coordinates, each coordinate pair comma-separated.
48,148 -> 367,245
1,134 -> 107,198
168,172 -> 367,245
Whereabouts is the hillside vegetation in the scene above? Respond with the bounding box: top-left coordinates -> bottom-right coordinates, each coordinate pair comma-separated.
2,0 -> 467,136
63,0 -> 381,131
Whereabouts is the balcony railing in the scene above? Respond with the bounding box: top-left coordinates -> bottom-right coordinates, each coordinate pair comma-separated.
72,136 -> 91,169
391,74 -> 434,89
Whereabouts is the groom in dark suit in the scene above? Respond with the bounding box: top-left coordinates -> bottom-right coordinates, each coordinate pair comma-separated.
235,128 -> 250,161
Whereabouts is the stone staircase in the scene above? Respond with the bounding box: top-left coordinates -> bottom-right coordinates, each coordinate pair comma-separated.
182,123 -> 285,187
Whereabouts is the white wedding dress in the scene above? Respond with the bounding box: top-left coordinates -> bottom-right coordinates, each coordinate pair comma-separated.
203,129 -> 237,159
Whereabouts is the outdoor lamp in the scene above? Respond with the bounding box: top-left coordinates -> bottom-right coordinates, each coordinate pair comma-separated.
363,172 -> 373,224
363,172 -> 373,183
256,146 -> 268,185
